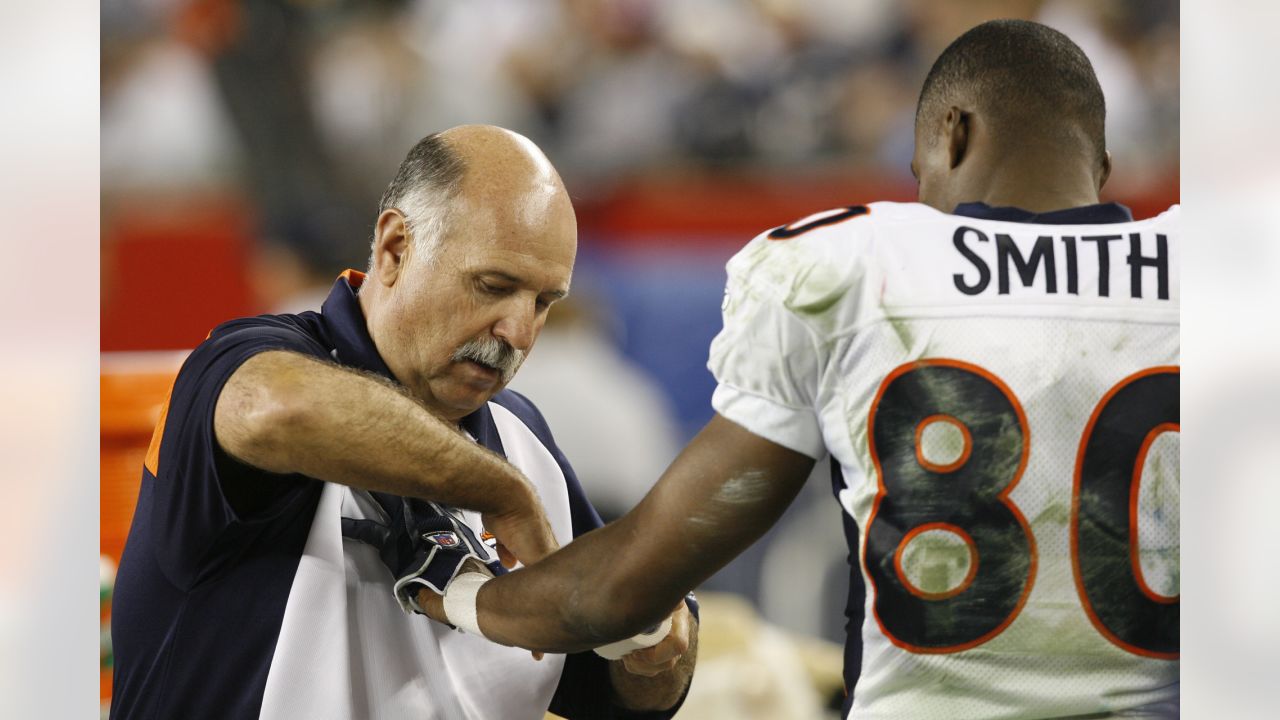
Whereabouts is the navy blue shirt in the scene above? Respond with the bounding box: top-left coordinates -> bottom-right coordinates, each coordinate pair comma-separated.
111,273 -> 692,720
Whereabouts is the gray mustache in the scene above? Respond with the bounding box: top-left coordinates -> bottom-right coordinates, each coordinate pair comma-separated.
451,336 -> 524,382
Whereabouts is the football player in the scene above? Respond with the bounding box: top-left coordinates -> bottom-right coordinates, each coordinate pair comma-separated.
416,19 -> 1179,719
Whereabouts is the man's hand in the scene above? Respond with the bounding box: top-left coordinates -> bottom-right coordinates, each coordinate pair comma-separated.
482,496 -> 558,569
416,583 -> 448,623
617,601 -> 693,677
608,600 -> 698,711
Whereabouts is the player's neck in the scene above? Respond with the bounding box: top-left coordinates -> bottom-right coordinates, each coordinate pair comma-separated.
964,158 -> 1102,214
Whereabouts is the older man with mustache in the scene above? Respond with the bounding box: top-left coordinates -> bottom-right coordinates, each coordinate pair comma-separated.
109,125 -> 697,720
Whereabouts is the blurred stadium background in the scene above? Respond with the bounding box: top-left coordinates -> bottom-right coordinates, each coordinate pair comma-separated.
100,0 -> 1178,716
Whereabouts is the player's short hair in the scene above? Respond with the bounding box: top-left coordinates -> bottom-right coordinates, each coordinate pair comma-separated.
916,19 -> 1107,163
369,132 -> 467,274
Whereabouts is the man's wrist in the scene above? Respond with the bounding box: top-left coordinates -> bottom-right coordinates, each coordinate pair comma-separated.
492,474 -> 538,515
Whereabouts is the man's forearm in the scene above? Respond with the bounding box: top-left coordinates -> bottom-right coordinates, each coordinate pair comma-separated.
609,627 -> 698,712
214,350 -> 533,515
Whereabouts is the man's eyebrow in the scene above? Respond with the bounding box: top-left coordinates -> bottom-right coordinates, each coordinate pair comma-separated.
481,270 -> 524,285
481,270 -> 569,299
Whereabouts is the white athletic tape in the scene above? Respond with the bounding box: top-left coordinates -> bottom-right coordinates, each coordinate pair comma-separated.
443,572 -> 489,637
593,616 -> 673,660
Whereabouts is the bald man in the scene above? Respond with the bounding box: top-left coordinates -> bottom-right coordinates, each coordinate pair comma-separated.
110,126 -> 697,720
420,21 -> 1180,720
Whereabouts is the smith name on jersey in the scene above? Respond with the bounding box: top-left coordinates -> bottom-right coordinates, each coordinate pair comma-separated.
709,201 -> 1179,720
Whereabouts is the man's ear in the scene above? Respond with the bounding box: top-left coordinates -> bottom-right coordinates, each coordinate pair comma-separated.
372,209 -> 410,288
946,106 -> 969,170
1098,150 -> 1113,192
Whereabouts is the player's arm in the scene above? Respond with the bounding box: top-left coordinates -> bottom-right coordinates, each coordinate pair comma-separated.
214,349 -> 555,565
423,412 -> 815,652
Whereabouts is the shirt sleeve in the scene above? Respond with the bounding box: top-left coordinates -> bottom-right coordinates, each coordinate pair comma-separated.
145,316 -> 331,590
706,233 -> 828,459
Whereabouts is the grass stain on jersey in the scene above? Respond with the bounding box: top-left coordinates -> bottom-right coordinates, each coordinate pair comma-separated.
889,318 -> 914,354
785,262 -> 853,318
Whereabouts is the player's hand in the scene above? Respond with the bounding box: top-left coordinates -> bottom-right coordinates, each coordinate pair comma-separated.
617,602 -> 694,677
481,490 -> 558,568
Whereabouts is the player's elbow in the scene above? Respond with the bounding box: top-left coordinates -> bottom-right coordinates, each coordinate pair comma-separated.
565,574 -> 670,646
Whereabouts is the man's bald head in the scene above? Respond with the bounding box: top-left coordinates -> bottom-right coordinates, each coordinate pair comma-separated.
915,19 -> 1107,164
372,125 -> 571,268
437,124 -> 565,194
437,125 -> 573,243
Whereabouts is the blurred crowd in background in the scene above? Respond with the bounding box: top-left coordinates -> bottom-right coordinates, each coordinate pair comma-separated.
100,1 -> 1178,715
103,0 -> 1178,273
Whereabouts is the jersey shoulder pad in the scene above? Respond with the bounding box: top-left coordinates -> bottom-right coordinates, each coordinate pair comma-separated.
727,201 -> 924,312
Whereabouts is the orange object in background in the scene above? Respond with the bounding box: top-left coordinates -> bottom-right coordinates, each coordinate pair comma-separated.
100,352 -> 187,703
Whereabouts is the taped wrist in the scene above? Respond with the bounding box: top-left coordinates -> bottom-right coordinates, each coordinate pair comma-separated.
441,572 -> 490,636
593,616 -> 673,660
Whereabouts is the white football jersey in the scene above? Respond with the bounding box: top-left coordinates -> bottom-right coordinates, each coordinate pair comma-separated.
708,201 -> 1179,719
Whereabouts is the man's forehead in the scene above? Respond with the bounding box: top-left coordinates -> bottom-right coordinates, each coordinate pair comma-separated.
447,240 -> 573,290
428,161 -> 576,288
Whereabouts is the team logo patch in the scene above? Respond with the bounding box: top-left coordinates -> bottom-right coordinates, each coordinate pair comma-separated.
479,530 -> 498,548
423,531 -> 460,547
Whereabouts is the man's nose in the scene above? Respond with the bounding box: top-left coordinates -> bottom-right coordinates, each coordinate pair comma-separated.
491,300 -> 537,352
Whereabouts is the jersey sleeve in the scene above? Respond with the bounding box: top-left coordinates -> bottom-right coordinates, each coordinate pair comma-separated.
707,232 -> 829,459
145,316 -> 331,589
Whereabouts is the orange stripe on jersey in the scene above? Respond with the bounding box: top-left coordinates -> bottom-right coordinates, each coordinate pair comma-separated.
143,382 -> 176,476
339,269 -> 367,288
